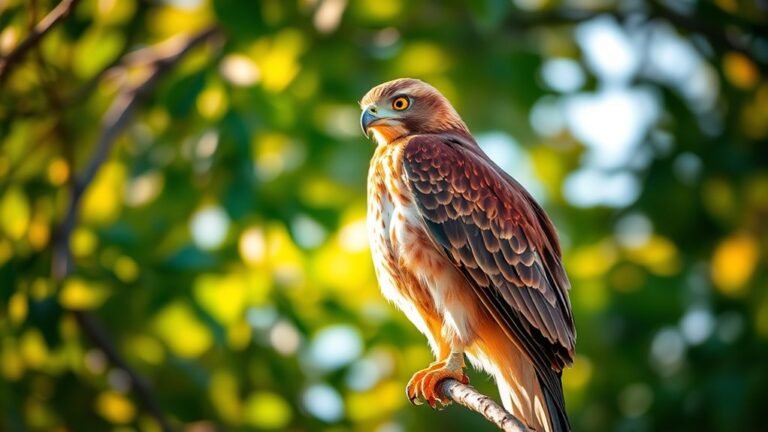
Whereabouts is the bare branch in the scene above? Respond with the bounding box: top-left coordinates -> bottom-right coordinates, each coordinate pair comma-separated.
0,0 -> 82,84
51,26 -> 224,432
440,379 -> 532,432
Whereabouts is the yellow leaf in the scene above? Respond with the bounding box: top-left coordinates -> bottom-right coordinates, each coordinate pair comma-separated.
20,329 -> 48,368
250,30 -> 305,92
72,28 -> 125,78
70,227 -> 98,258
395,42 -> 450,77
59,278 -> 111,310
153,301 -> 212,358
126,335 -> 165,365
347,380 -> 403,421
196,83 -> 228,120
210,369 -> 242,423
567,240 -> 617,279
624,235 -> 680,276
352,0 -> 402,22
94,0 -> 137,25
244,392 -> 292,429
724,52 -> 758,90
28,217 -> 50,250
82,162 -> 126,225
96,391 -> 136,424
47,158 -> 70,186
147,4 -> 213,38
8,291 -> 27,325
712,233 -> 759,296
0,186 -> 30,240
194,273 -> 247,325
114,256 -> 139,283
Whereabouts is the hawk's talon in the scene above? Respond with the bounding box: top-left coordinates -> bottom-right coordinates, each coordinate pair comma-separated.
405,353 -> 468,408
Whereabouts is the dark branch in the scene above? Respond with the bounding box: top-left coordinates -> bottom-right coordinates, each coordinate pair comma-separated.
72,311 -> 173,431
0,0 -> 82,84
502,4 -> 768,72
51,26 -> 224,432
440,380 -> 532,432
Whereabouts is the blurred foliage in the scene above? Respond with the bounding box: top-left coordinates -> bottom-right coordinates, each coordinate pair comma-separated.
1,0 -> 768,431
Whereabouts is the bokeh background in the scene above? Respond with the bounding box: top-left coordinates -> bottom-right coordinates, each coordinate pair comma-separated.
1,0 -> 767,431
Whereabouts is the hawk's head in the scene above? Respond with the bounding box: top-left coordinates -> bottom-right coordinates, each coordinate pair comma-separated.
360,78 -> 468,146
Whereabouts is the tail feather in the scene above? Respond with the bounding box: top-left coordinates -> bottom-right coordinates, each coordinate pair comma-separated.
468,329 -> 571,432
537,371 -> 570,432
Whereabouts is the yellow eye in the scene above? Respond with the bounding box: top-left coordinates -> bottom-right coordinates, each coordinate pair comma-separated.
392,96 -> 410,111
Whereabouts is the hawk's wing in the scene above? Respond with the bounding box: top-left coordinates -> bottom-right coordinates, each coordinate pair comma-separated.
402,135 -> 575,377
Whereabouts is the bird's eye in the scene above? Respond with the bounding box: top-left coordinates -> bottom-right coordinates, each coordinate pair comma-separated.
392,96 -> 410,111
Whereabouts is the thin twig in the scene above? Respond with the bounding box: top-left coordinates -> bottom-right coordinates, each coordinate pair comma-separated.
0,0 -> 82,84
440,379 -> 532,432
51,26 -> 224,432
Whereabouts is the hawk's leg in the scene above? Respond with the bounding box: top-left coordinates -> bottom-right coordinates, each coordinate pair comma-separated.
406,351 -> 469,408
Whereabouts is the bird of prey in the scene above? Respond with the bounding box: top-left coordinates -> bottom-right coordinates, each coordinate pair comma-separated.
360,78 -> 575,432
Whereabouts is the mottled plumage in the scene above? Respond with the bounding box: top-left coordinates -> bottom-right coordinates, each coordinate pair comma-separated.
362,78 -> 575,432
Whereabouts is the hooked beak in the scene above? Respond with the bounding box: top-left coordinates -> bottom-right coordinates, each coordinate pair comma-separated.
360,106 -> 378,137
360,107 -> 378,136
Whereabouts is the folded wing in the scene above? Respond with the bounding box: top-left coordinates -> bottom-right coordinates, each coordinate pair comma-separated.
402,134 -> 576,392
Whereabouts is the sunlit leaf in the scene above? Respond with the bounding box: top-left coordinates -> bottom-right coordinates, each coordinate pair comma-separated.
193,272 -> 247,325
566,239 -> 617,279
59,278 -> 112,310
243,392 -> 292,429
712,232 -> 759,296
96,391 -> 136,424
81,161 -> 126,225
0,186 -> 30,240
8,291 -> 27,325
153,301 -> 213,358
249,29 -> 305,92
209,369 -> 242,423
72,28 -> 124,78
20,329 -> 48,369
623,235 -> 681,276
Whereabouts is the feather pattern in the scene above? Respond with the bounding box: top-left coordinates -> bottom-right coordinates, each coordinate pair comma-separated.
402,134 -> 576,412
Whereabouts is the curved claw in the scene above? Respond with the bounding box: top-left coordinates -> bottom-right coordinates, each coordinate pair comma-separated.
405,353 -> 469,409
406,366 -> 431,405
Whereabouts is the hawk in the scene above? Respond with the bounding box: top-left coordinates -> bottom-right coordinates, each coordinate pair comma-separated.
361,78 -> 575,432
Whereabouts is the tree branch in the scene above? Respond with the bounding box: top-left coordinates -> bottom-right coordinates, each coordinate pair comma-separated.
51,26 -> 224,432
0,0 -> 82,84
501,4 -> 768,72
440,379 -> 532,432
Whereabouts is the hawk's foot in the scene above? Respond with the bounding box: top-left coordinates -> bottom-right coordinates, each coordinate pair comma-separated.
405,352 -> 468,408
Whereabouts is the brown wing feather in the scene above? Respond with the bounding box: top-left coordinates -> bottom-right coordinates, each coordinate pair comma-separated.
402,135 -> 576,373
